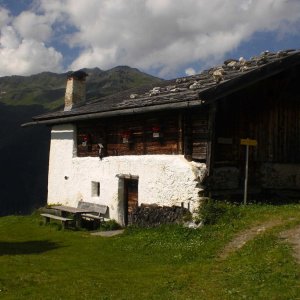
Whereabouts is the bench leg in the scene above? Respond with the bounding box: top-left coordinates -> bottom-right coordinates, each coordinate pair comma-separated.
44,217 -> 50,225
62,220 -> 70,230
93,220 -> 97,230
93,219 -> 101,230
75,216 -> 83,228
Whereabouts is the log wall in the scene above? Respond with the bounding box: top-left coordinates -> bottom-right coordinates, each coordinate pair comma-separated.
210,65 -> 300,196
215,66 -> 300,164
76,110 -> 209,160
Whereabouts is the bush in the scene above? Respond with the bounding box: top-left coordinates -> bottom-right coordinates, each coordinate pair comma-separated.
197,198 -> 242,225
99,219 -> 121,231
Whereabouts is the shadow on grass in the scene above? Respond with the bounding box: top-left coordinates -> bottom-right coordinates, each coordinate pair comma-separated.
0,240 -> 61,255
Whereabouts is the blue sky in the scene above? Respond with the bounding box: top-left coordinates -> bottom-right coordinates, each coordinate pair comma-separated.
0,0 -> 299,79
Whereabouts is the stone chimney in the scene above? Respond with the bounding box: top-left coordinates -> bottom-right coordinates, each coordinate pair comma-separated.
64,70 -> 88,111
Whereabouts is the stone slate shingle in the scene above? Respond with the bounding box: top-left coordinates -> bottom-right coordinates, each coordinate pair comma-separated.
32,49 -> 300,124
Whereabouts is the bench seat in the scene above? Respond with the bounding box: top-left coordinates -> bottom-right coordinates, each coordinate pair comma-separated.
41,213 -> 73,229
77,201 -> 108,228
81,213 -> 104,221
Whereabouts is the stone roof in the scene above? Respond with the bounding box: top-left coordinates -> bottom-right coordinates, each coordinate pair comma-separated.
30,49 -> 300,125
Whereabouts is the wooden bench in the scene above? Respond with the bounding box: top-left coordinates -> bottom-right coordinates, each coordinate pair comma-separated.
77,201 -> 108,223
41,213 -> 73,229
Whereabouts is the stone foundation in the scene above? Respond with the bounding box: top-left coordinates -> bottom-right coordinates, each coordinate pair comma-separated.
209,163 -> 300,201
132,204 -> 191,227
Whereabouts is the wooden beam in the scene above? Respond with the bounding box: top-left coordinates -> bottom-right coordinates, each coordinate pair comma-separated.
183,110 -> 193,161
206,102 -> 217,175
178,113 -> 183,154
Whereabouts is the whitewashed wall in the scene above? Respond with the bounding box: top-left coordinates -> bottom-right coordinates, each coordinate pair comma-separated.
48,124 -> 206,224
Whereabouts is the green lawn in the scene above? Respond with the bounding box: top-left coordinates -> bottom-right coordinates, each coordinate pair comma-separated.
0,205 -> 300,299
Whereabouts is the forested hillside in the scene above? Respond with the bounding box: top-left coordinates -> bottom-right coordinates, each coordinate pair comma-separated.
0,67 -> 162,216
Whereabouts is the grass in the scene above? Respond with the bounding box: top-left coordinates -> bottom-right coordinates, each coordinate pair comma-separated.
0,204 -> 300,299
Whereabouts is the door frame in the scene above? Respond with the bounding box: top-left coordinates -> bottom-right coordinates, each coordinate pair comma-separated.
117,174 -> 139,226
123,178 -> 139,226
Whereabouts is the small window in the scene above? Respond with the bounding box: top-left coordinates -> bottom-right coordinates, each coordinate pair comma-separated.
91,181 -> 100,197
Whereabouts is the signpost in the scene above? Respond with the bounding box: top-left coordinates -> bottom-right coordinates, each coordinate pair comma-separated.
240,138 -> 257,205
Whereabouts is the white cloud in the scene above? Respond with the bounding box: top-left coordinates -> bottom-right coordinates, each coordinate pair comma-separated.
0,3 -> 63,76
13,11 -> 53,42
0,39 -> 63,76
145,0 -> 173,15
1,0 -> 300,77
42,0 -> 300,77
0,26 -> 19,48
185,67 -> 196,76
0,7 -> 11,27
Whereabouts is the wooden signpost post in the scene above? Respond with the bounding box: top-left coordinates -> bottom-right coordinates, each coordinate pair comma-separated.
240,138 -> 257,205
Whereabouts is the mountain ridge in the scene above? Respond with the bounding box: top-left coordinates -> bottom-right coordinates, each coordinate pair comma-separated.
0,66 -> 163,110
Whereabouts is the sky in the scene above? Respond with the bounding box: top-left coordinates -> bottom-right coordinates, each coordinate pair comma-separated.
0,0 -> 299,79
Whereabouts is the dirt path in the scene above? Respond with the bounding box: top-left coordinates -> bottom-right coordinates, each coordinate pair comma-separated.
279,224 -> 300,264
219,220 -> 283,259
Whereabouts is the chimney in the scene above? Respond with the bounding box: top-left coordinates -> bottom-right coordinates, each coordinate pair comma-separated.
64,70 -> 88,111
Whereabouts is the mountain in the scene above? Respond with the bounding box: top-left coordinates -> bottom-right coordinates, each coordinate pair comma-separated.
0,66 -> 163,110
0,67 -> 163,216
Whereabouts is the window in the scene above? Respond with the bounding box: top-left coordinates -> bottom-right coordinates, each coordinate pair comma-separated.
91,181 -> 100,197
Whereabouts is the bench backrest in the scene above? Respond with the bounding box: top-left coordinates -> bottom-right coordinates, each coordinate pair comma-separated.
77,201 -> 108,215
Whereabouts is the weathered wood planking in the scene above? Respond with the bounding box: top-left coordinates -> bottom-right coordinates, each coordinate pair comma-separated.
191,111 -> 209,160
214,66 -> 300,164
76,66 -> 300,164
125,179 -> 138,225
76,110 -> 209,159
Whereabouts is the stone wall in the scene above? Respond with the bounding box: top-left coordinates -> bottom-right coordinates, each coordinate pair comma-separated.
131,204 -> 191,227
209,163 -> 300,200
261,163 -> 300,190
64,77 -> 86,111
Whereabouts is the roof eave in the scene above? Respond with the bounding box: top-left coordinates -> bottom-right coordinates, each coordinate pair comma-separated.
21,99 -> 206,127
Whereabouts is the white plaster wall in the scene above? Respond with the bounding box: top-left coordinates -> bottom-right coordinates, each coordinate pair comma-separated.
48,124 -> 206,224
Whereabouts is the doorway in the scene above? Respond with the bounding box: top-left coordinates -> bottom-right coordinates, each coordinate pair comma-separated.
124,179 -> 138,225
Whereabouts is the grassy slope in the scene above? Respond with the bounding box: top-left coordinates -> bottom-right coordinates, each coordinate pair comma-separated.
0,204 -> 299,299
0,72 -> 66,110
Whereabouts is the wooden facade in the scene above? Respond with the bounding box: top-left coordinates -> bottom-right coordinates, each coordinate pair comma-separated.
207,64 -> 300,195
76,109 -> 209,161
76,63 -> 300,165
214,65 -> 300,165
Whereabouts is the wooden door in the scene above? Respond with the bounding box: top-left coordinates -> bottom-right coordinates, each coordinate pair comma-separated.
124,179 -> 138,225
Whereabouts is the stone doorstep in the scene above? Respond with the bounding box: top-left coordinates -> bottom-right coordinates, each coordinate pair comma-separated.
90,229 -> 125,237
